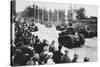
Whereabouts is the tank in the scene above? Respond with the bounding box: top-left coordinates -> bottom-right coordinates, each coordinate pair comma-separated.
56,25 -> 65,31
78,29 -> 96,38
58,27 -> 85,49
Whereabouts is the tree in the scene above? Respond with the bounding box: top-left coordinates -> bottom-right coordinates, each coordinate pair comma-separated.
76,7 -> 86,20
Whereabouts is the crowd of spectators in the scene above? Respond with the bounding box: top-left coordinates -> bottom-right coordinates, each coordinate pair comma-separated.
11,18 -> 89,66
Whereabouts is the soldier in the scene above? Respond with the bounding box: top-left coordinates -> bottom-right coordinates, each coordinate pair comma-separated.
61,49 -> 71,63
72,54 -> 79,62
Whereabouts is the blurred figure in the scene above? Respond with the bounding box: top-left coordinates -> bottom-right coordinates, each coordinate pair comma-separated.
34,39 -> 42,54
46,59 -> 55,65
11,43 -> 16,66
72,54 -> 79,62
49,40 -> 56,52
34,53 -> 40,60
21,45 -> 34,57
41,39 -> 48,51
29,35 -> 35,47
47,52 -> 53,59
45,52 -> 55,65
61,49 -> 71,63
40,51 -> 49,64
26,53 -> 40,65
53,45 -> 63,64
84,57 -> 89,62
35,36 -> 39,44
43,40 -> 49,52
16,42 -> 23,49
14,51 -> 30,66
13,49 -> 22,65
26,59 -> 34,65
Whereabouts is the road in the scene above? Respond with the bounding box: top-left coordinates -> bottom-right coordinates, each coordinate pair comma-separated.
61,37 -> 97,62
33,23 -> 97,62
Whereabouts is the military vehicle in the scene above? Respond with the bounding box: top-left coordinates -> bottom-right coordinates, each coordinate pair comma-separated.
56,25 -> 65,31
58,25 -> 85,49
78,28 -> 96,38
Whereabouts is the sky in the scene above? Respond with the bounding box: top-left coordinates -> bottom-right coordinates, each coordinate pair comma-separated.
16,0 -> 98,17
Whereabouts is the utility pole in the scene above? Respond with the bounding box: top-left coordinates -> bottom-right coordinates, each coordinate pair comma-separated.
48,10 -> 50,23
42,7 -> 44,22
57,9 -> 59,25
34,6 -> 36,21
38,7 -> 39,23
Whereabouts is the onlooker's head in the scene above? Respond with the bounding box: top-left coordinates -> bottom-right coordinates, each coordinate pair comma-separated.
84,57 -> 89,62
33,53 -> 40,61
15,49 -> 22,54
36,39 -> 41,44
46,59 -> 55,64
51,40 -> 55,45
16,42 -> 23,48
48,52 -> 53,58
45,41 -> 49,46
32,35 -> 34,38
35,36 -> 38,39
73,54 -> 78,59
43,39 -> 47,43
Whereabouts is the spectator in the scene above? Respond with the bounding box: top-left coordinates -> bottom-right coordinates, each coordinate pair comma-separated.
72,54 -> 79,62
21,45 -> 34,58
16,42 -> 23,49
61,49 -> 71,63
53,46 -> 63,64
84,57 -> 89,62
14,51 -> 30,65
26,59 -> 34,65
34,39 -> 42,54
49,40 -> 56,52
46,59 -> 55,65
40,51 -> 49,64
47,52 -> 53,59
41,39 -> 48,50
43,40 -> 49,52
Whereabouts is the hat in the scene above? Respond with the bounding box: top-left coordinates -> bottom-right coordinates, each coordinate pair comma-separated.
48,52 -> 53,57
47,59 -> 54,64
44,51 -> 49,55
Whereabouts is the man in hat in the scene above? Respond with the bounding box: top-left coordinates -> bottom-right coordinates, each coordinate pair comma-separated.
61,49 -> 71,63
72,54 -> 79,62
